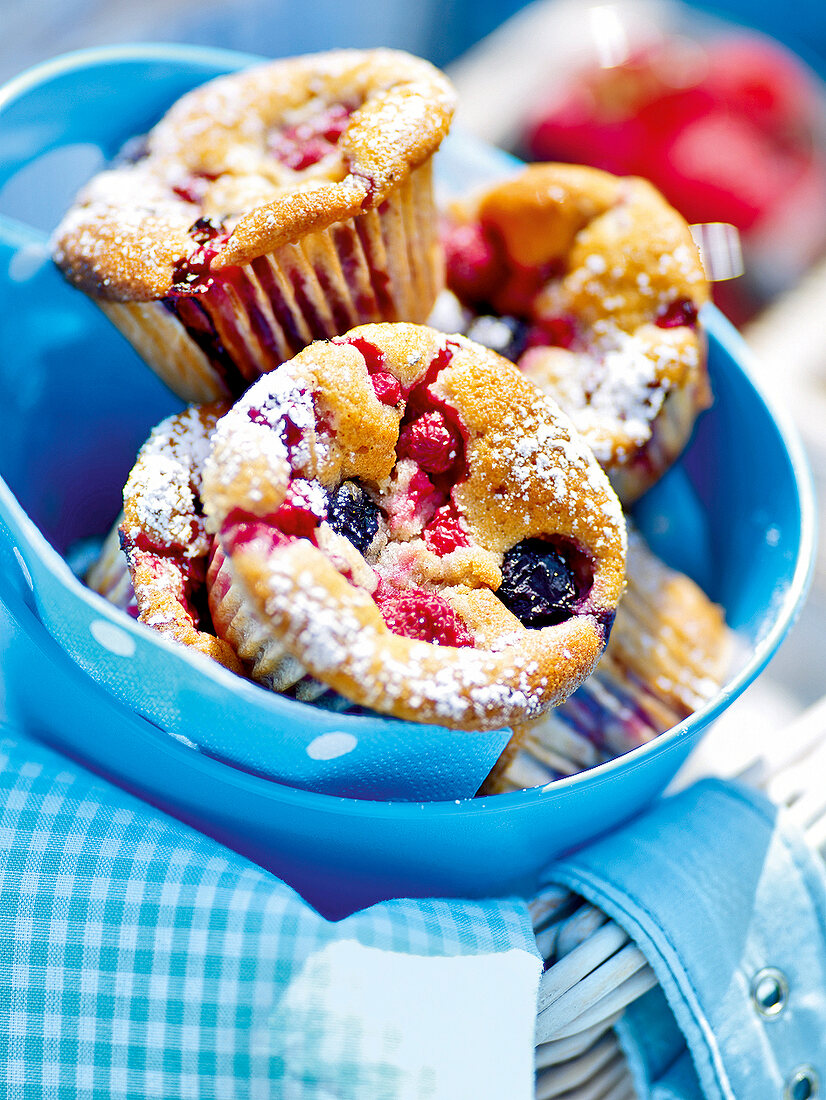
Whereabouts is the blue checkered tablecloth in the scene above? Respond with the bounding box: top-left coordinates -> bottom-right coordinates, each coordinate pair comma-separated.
7,719 -> 826,1100
0,726 -> 542,1099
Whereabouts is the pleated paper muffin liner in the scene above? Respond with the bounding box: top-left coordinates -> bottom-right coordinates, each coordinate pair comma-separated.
481,526 -> 733,794
100,164 -> 442,402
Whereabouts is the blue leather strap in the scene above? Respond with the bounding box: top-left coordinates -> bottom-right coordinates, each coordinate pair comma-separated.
546,779 -> 826,1099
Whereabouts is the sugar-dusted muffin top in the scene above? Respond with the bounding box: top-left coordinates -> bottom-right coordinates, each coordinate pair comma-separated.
443,163 -> 711,502
119,402 -> 242,671
202,322 -> 627,730
53,49 -> 455,301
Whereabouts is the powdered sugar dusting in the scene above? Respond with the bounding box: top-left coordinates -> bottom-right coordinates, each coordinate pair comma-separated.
443,165 -> 709,505
127,454 -> 201,550
123,405 -> 223,554
203,323 -> 625,729
52,49 -> 455,300
205,366 -> 323,511
477,389 -> 625,555
290,478 -> 329,519
258,556 -> 553,724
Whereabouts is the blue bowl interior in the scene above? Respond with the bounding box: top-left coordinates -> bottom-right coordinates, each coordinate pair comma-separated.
0,46 -> 815,914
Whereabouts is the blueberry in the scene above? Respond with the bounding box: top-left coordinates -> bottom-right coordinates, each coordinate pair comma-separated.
498,538 -> 579,627
327,480 -> 380,555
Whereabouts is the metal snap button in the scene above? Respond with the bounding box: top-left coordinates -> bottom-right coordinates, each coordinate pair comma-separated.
751,967 -> 789,1017
785,1066 -> 820,1100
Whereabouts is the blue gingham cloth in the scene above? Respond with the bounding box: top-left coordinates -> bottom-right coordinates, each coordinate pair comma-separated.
0,725 -> 542,1099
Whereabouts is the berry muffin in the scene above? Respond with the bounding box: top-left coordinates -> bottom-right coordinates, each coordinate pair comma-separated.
483,525 -> 732,793
91,402 -> 324,694
207,539 -> 324,699
525,34 -> 826,322
443,164 -> 711,504
85,518 -> 136,616
202,322 -> 627,731
116,402 -> 243,671
53,49 -> 455,402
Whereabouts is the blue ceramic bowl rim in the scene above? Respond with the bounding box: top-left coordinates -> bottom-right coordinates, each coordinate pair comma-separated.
0,43 -> 817,820
0,42 -> 268,120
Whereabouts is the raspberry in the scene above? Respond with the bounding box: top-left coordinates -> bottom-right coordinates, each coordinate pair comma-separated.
282,412 -> 306,450
188,216 -> 224,244
397,410 -> 458,474
498,539 -> 579,627
270,104 -> 351,170
171,171 -> 215,205
327,480 -> 380,554
343,335 -> 385,373
405,468 -> 442,524
339,336 -> 403,404
375,587 -> 474,647
169,245 -> 217,294
494,266 -> 548,318
222,484 -> 323,553
524,315 -> 578,350
222,512 -> 291,556
704,38 -> 817,134
424,503 -> 469,556
275,494 -> 322,541
318,104 -> 352,142
444,221 -> 501,303
655,297 -> 699,329
370,369 -> 402,405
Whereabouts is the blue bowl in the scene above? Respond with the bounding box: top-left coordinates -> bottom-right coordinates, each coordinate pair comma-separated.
0,45 -> 816,917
